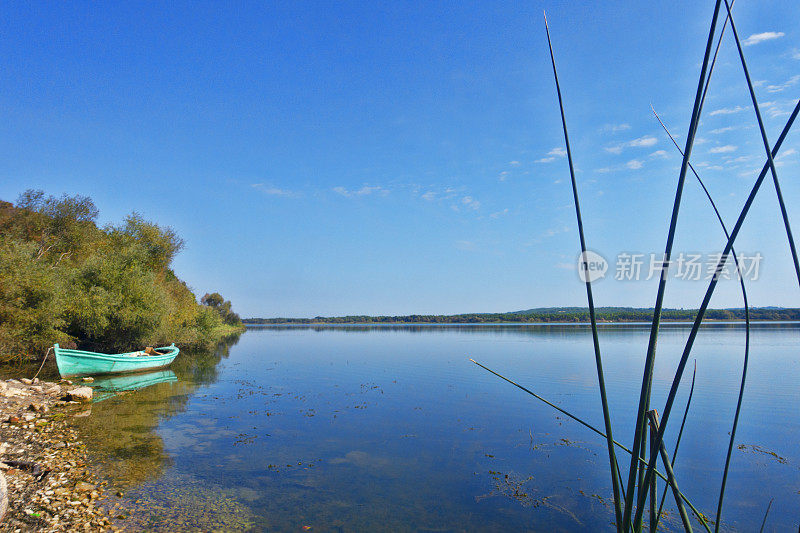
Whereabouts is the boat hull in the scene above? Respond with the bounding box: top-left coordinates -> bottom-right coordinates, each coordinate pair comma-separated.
54,344 -> 179,378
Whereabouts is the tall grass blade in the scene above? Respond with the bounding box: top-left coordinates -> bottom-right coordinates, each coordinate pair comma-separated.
646,7 -> 739,521
649,419 -> 657,533
759,498 -> 774,533
622,2 -> 724,529
698,0 -> 735,115
710,5 -> 784,528
713,302 -> 750,532
655,361 -> 697,529
722,0 -> 800,290
632,97 -> 800,528
647,410 -> 693,532
651,106 -> 753,532
543,12 -> 623,528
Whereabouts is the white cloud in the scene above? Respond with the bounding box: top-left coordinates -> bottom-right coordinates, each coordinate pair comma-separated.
776,148 -> 797,160
442,187 -> 458,199
333,185 -> 389,197
534,147 -> 566,163
762,100 -> 794,118
600,123 -> 631,133
252,184 -> 299,197
629,136 -> 658,148
726,155 -> 756,165
710,126 -> 736,134
792,49 -> 800,60
697,162 -> 724,170
490,208 -> 509,219
461,196 -> 481,210
650,150 -> 669,158
543,225 -> 570,238
742,31 -> 785,46
421,191 -> 436,201
709,145 -> 737,154
626,159 -> 644,170
738,168 -> 762,178
606,135 -> 658,154
455,240 -> 476,251
509,160 -> 520,166
767,74 -> 800,93
710,106 -> 746,116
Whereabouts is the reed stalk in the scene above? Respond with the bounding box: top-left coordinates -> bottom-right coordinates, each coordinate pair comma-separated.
651,106 -> 752,532
759,499 -> 774,533
647,410 -> 693,532
631,98 -> 800,528
543,12 -> 623,529
622,2 -> 724,529
655,361 -> 697,528
649,419 -> 657,533
634,4 -> 800,526
709,4 -> 796,528
472,4 -> 800,530
721,0 -> 800,290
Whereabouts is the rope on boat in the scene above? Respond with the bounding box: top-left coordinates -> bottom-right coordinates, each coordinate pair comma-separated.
32,347 -> 53,381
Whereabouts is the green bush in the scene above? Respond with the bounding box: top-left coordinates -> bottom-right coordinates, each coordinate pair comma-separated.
0,190 -> 244,361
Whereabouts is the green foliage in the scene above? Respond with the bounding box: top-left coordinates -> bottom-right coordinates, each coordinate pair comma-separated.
0,239 -> 70,359
109,213 -> 185,270
0,190 -> 244,361
201,292 -> 242,326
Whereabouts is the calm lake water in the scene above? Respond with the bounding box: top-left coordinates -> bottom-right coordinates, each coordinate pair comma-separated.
71,324 -> 799,531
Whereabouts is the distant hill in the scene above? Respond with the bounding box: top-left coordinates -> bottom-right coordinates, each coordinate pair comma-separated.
244,307 -> 800,325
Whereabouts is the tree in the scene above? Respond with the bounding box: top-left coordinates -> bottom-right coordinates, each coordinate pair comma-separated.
201,292 -> 242,326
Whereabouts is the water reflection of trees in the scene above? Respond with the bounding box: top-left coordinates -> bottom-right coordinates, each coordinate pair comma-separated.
73,333 -> 241,488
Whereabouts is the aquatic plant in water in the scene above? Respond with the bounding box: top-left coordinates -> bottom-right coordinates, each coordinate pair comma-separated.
472,2 -> 800,531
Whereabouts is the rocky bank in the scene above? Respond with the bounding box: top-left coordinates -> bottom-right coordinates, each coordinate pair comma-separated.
0,377 -> 118,532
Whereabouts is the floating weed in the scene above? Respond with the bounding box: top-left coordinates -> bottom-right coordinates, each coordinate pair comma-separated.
737,444 -> 788,465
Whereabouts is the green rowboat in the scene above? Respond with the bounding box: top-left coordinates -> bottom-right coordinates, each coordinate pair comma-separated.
54,343 -> 179,378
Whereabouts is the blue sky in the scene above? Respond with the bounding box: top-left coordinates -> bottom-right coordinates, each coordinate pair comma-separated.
2,1 -> 799,317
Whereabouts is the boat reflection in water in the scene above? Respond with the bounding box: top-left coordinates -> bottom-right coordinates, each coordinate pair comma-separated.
89,369 -> 178,403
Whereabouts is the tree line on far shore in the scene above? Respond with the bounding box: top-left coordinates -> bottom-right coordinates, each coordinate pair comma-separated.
244,306 -> 800,325
0,190 -> 243,362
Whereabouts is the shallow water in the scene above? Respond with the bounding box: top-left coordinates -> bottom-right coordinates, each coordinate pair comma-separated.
73,324 -> 800,531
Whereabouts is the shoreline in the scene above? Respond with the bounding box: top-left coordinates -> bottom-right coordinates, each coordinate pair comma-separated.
244,319 -> 800,326
0,378 -> 116,532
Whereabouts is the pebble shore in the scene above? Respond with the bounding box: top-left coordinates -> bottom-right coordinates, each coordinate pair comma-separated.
0,377 -> 118,532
